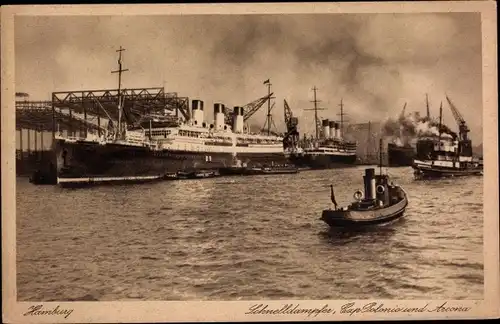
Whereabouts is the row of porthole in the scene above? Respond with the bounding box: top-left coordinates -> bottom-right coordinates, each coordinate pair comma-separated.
192,120 -> 249,132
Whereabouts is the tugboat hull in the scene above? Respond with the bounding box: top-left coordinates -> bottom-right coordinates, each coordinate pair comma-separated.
412,160 -> 483,180
321,186 -> 408,228
321,205 -> 407,228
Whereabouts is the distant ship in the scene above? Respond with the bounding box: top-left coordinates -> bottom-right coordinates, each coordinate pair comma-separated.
387,96 -> 431,167
387,143 -> 415,167
412,96 -> 483,179
285,87 -> 357,169
53,48 -> 288,184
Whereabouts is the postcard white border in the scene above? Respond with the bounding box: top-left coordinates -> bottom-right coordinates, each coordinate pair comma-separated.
2,2 -> 498,323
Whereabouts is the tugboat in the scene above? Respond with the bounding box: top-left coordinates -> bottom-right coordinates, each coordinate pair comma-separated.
320,139 -> 408,228
412,96 -> 483,179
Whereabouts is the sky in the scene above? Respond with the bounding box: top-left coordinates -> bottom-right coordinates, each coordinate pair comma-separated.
15,12 -> 483,143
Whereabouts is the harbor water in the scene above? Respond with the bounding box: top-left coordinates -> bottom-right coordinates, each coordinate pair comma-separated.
16,166 -> 483,301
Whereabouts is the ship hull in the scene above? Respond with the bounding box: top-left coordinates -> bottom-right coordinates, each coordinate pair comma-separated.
321,204 -> 407,228
321,187 -> 408,228
412,160 -> 483,179
219,166 -> 298,176
288,152 -> 357,169
54,139 -> 289,180
387,143 -> 415,167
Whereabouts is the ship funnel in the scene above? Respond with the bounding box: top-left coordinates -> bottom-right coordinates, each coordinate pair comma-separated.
232,106 -> 244,133
214,103 -> 225,130
322,119 -> 330,139
363,168 -> 376,200
334,122 -> 340,138
329,121 -> 335,139
192,100 -> 204,126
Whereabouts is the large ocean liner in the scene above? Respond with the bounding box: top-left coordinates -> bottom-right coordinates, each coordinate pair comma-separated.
53,48 -> 288,183
412,96 -> 483,179
285,87 -> 357,169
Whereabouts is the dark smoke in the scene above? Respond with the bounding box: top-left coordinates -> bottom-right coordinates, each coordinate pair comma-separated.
383,110 -> 457,146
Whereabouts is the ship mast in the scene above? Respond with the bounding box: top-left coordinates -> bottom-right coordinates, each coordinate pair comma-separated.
337,98 -> 347,139
367,121 -> 372,162
312,86 -> 320,140
111,46 -> 129,140
266,80 -> 274,135
438,101 -> 443,143
399,102 -> 407,142
261,79 -> 276,136
305,86 -> 325,140
426,93 -> 431,120
379,138 -> 383,175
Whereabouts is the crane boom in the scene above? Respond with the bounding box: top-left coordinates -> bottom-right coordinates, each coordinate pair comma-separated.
445,94 -> 469,140
446,95 -> 465,123
284,99 -> 298,132
284,99 -> 292,124
243,93 -> 273,121
224,93 -> 273,124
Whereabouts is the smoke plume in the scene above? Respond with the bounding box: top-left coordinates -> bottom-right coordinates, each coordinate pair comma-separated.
382,110 -> 457,146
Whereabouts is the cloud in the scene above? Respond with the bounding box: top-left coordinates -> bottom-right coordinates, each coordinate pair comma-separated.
14,12 -> 482,143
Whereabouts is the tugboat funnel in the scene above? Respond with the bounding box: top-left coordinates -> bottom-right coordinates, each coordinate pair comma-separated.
363,168 -> 376,200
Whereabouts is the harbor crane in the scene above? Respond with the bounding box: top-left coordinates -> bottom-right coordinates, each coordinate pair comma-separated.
224,93 -> 274,125
283,99 -> 299,150
445,95 -> 469,141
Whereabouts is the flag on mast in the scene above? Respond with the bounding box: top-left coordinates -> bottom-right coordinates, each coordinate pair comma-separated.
263,79 -> 270,85
330,184 -> 338,210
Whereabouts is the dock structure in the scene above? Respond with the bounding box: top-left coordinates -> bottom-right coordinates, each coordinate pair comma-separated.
50,87 -> 189,138
16,100 -> 56,176
15,87 -> 190,176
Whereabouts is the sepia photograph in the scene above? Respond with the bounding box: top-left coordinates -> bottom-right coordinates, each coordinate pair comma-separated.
2,1 -> 498,323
